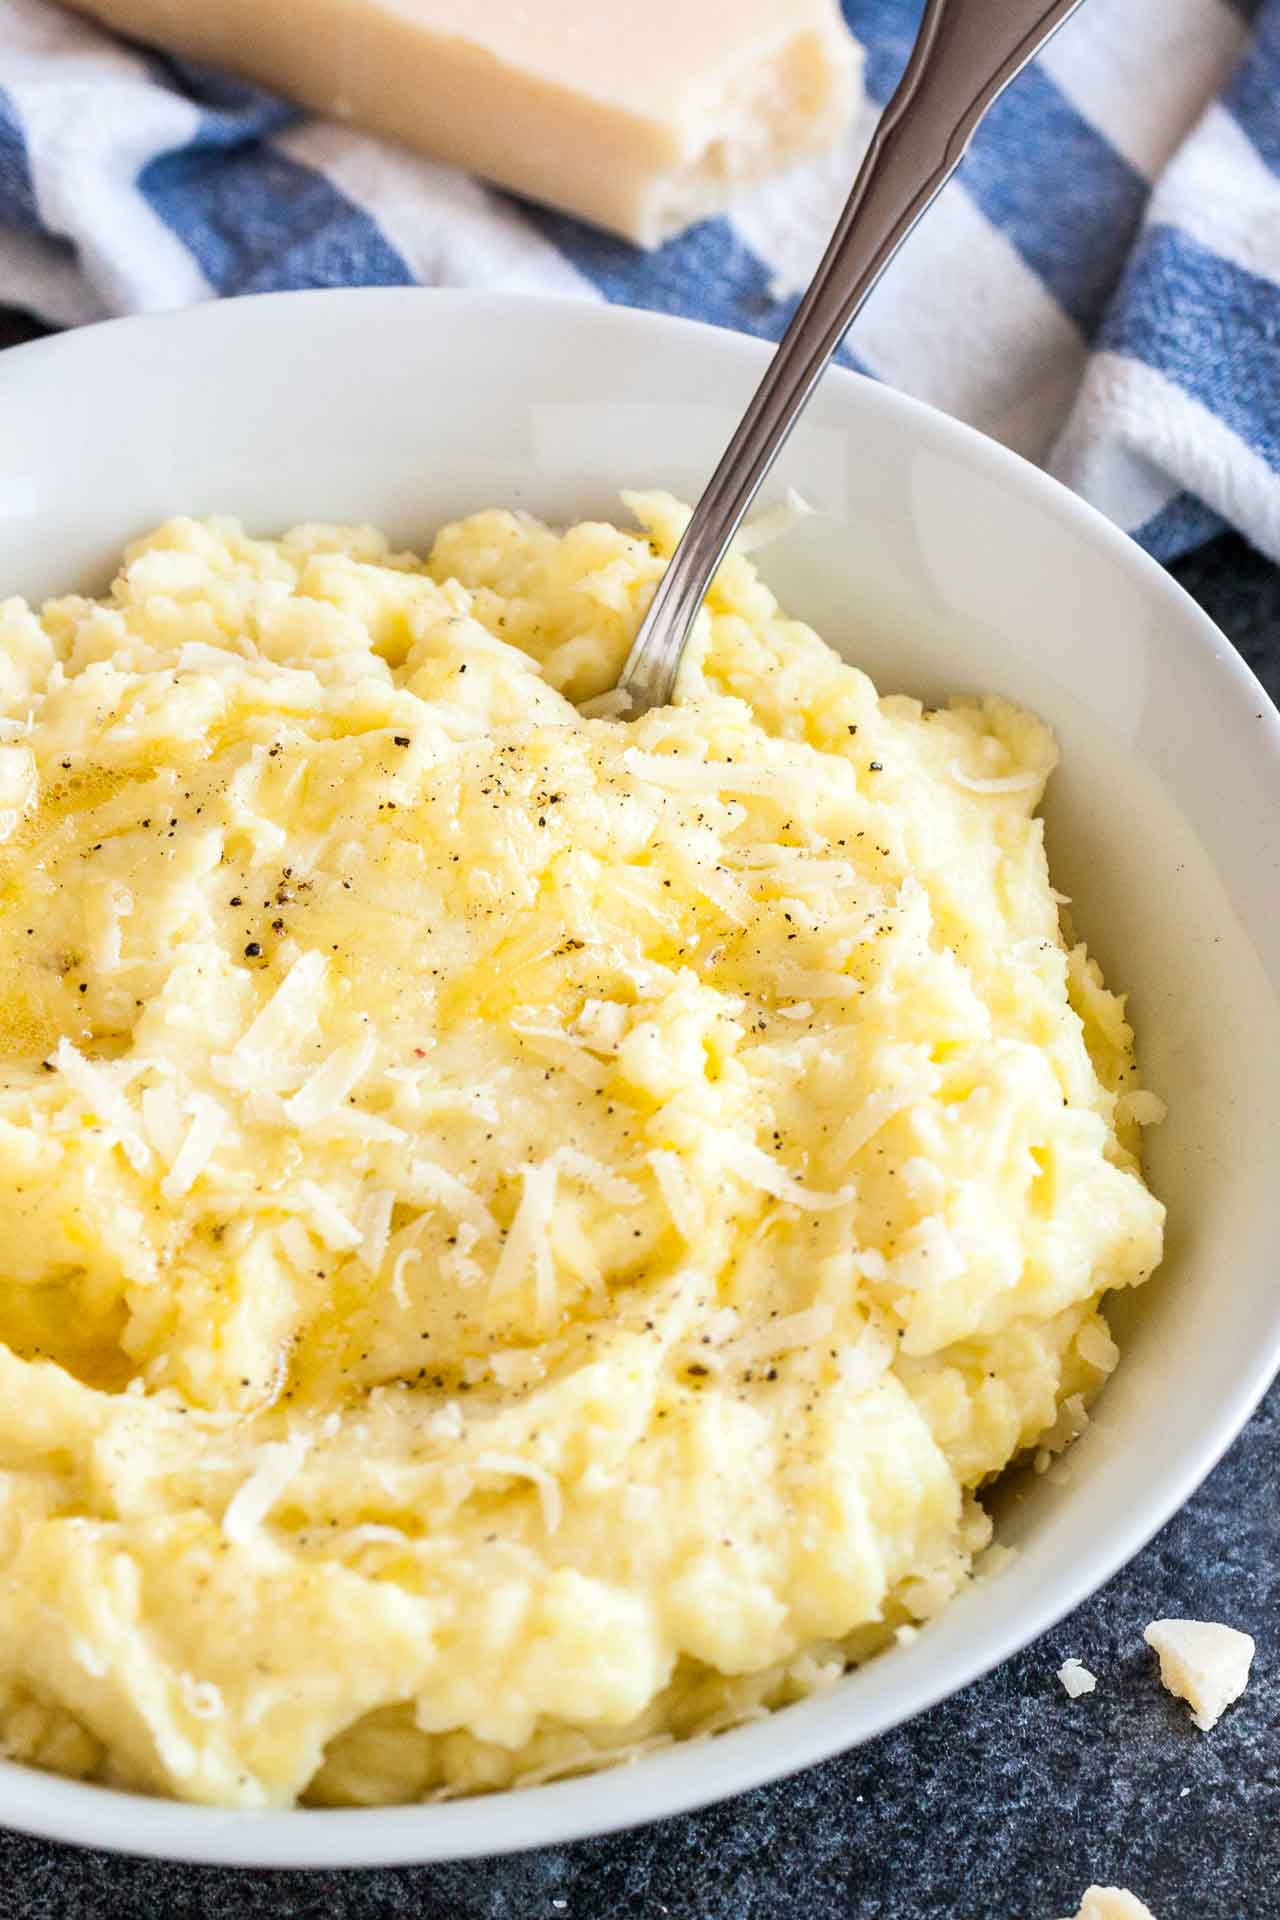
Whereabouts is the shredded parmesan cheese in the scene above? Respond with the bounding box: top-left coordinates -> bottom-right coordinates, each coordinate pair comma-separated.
510,1020 -> 603,1086
296,1180 -> 362,1251
621,747 -> 839,800
472,1453 -> 562,1535
947,762 -> 1041,795
648,1148 -> 701,1241
222,1435 -> 311,1546
390,1246 -> 421,1310
733,487 -> 815,555
722,1304 -> 835,1362
178,1674 -> 225,1721
140,1083 -> 185,1163
891,1216 -> 966,1292
283,1035 -> 377,1128
276,1218 -> 315,1273
578,687 -> 634,720
356,1189 -> 395,1275
492,1162 -> 559,1320
52,1039 -> 150,1174
1076,1320 -> 1119,1374
732,1141 -> 855,1212
337,1525 -> 416,1552
160,1096 -> 227,1203
769,966 -> 859,1002
405,1159 -> 497,1236
828,1083 -> 931,1166
551,1145 -> 642,1207
232,951 -> 328,1066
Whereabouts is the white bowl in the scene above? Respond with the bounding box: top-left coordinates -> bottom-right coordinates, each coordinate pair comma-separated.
1,290 -> 1278,1868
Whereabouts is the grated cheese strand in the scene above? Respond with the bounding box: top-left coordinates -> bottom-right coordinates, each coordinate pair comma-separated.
160,1096 -> 228,1204
232,950 -> 328,1066
732,1141 -> 855,1213
491,1162 -> 559,1319
52,1039 -> 151,1175
356,1189 -> 395,1275
647,1148 -> 701,1241
296,1179 -> 362,1251
828,1083 -> 931,1167
405,1159 -> 497,1236
722,1303 -> 835,1363
283,1035 -> 377,1129
551,1145 -> 643,1207
472,1452 -> 562,1536
390,1246 -> 422,1310
222,1434 -> 311,1546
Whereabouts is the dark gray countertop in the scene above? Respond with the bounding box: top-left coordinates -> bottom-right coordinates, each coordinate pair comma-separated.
0,310 -> 1275,1920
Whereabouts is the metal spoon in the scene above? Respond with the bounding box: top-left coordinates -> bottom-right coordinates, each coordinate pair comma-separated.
616,0 -> 1085,716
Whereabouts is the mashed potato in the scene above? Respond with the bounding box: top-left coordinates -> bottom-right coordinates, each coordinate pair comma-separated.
0,493 -> 1163,1807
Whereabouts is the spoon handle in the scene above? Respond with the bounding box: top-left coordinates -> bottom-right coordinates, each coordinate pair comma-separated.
618,0 -> 1086,715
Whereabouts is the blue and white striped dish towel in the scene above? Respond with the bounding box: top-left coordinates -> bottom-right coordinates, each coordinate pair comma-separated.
2,0 -> 1278,563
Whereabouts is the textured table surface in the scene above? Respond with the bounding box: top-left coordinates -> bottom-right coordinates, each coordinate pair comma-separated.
0,311 -> 1275,1920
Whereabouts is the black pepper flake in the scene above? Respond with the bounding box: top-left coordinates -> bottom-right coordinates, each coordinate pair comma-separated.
244,941 -> 262,958
229,895 -> 242,906
393,735 -> 411,748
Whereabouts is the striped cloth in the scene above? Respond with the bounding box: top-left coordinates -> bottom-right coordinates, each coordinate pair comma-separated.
1,0 -> 1277,562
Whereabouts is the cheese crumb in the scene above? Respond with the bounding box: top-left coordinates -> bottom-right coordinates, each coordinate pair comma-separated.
1059,1889 -> 1157,1920
1057,1657 -> 1097,1699
1143,1618 -> 1256,1731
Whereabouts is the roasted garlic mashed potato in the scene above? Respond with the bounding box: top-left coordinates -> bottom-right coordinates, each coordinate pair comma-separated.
0,495 -> 1164,1807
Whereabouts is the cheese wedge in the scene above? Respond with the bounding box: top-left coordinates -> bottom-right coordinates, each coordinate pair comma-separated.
72,0 -> 863,247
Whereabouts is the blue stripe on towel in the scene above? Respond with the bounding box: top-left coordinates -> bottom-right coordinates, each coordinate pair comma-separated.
1100,224 -> 1280,474
142,132 -> 414,295
959,68 -> 1148,338
141,54 -> 297,127
1224,0 -> 1280,174
136,59 -> 413,295
1134,491 -> 1226,561
0,88 -> 39,232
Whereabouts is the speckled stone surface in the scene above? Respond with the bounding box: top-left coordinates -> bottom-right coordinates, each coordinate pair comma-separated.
0,310 -> 1275,1920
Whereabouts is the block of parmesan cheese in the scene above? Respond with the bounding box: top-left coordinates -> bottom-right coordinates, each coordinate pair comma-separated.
71,0 -> 862,247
